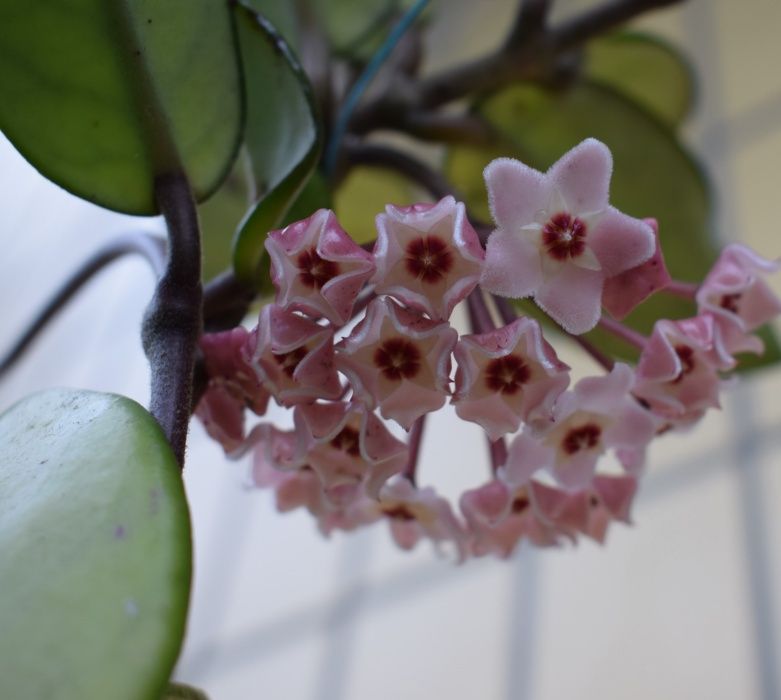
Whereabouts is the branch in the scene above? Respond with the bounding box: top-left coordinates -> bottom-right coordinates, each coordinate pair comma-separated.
350,0 -> 686,133
0,232 -> 165,379
202,270 -> 257,332
551,0 -> 684,52
142,174 -> 202,467
343,140 -> 456,201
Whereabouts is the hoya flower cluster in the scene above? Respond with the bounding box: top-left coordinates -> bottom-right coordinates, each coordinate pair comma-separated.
196,139 -> 781,561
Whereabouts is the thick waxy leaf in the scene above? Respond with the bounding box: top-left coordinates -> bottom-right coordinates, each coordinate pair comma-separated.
586,32 -> 695,127
447,81 -> 780,371
316,0 -> 399,55
0,390 -> 191,700
0,1 -> 243,214
231,3 -> 322,287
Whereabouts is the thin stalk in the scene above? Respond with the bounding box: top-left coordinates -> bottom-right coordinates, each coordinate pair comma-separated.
466,289 -> 496,334
598,315 -> 647,350
0,233 -> 165,379
142,173 -> 202,467
663,279 -> 699,299
489,437 -> 508,474
403,415 -> 426,484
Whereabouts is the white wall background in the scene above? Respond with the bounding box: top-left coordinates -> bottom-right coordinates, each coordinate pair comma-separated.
2,1 -> 781,698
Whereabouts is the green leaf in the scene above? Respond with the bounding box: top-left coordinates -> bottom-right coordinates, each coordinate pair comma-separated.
0,390 -> 191,700
334,166 -> 416,244
199,154 -> 252,282
164,683 -> 210,700
586,32 -> 695,127
0,1 -> 243,215
231,3 -> 323,288
316,0 -> 398,56
446,81 -> 780,372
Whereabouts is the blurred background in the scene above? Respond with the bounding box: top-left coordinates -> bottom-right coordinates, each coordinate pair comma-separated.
2,0 -> 781,698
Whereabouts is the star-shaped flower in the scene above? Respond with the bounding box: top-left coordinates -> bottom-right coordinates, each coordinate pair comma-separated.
452,316 -> 570,440
696,243 -> 781,356
633,315 -> 731,426
266,208 -> 376,326
542,363 -> 657,490
373,196 -> 484,320
481,138 -> 655,334
251,304 -> 343,406
336,297 -> 458,429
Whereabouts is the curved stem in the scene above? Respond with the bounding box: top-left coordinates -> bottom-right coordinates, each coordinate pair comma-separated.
663,279 -> 699,299
202,270 -> 257,332
488,437 -> 508,474
403,415 -> 426,485
0,232 -> 165,379
142,174 -> 202,468
598,315 -> 647,350
467,289 -> 496,334
343,140 -> 457,201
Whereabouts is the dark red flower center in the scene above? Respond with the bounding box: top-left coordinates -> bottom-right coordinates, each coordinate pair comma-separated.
672,344 -> 696,384
562,423 -> 602,455
273,347 -> 308,377
373,338 -> 422,381
484,355 -> 531,395
330,426 -> 361,456
404,235 -> 453,284
297,247 -> 339,289
382,504 -> 417,521
542,212 -> 587,261
511,492 -> 530,514
720,293 -> 741,314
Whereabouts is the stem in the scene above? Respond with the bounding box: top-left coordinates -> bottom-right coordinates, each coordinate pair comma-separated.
550,0 -> 684,52
351,0 -> 686,132
324,0 -> 431,173
403,415 -> 426,485
488,437 -> 508,474
466,289 -> 496,334
142,173 -> 202,467
598,315 -> 647,350
202,270 -> 257,332
343,140 -> 456,201
0,233 -> 165,379
663,279 -> 699,299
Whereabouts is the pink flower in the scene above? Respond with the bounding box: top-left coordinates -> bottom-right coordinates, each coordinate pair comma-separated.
251,304 -> 343,406
452,317 -> 570,440
696,243 -> 781,356
200,327 -> 270,414
266,209 -> 375,326
373,196 -> 485,320
542,363 -> 657,490
633,316 -> 730,424
293,401 -> 409,502
377,477 -> 469,561
481,139 -> 655,334
195,327 -> 270,452
336,297 -> 458,429
195,381 -> 247,453
460,480 -> 559,557
602,218 -> 672,320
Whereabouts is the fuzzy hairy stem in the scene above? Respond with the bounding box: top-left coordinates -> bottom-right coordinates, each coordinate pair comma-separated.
0,233 -> 165,379
142,174 -> 202,467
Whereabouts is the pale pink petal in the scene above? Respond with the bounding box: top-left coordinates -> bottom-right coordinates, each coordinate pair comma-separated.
484,158 -> 551,231
588,206 -> 655,277
548,138 -> 612,214
535,264 -> 603,334
501,431 -> 555,487
480,228 -> 542,298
